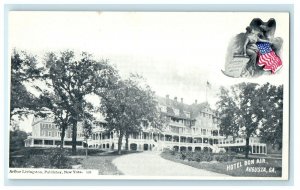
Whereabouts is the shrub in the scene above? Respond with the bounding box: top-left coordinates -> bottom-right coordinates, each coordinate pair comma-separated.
170,149 -> 176,155
214,153 -> 235,162
192,152 -> 203,162
12,148 -> 79,169
25,155 -> 51,168
186,151 -> 193,161
48,148 -> 70,169
180,151 -> 186,160
201,152 -> 214,162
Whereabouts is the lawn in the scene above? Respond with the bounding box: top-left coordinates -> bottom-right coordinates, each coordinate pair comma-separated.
160,151 -> 282,177
76,150 -> 140,175
78,154 -> 123,175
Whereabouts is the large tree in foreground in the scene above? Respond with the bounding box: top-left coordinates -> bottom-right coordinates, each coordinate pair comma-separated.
44,51 -> 118,155
216,82 -> 283,158
99,75 -> 163,154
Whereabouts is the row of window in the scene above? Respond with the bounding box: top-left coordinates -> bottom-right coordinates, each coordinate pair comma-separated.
40,123 -> 59,129
40,130 -> 84,138
192,128 -> 219,136
33,139 -> 83,146
219,139 -> 244,144
219,139 -> 260,144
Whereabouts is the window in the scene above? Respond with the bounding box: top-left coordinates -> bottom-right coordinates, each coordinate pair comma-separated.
44,140 -> 53,145
64,141 -> 72,146
174,109 -> 179,115
48,131 -> 51,136
34,140 -> 43,145
160,106 -> 167,112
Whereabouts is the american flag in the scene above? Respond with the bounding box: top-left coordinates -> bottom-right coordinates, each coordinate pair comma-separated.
257,42 -> 282,74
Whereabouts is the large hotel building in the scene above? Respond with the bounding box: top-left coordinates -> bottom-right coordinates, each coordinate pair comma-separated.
24,95 -> 267,155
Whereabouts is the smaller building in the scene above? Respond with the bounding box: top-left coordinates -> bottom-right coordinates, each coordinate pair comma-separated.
24,117 -> 86,148
218,136 -> 267,154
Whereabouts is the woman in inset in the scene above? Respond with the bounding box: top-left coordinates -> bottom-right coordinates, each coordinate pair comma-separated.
242,26 -> 270,77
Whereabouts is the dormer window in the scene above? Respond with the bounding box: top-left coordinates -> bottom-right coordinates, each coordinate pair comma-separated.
174,109 -> 179,116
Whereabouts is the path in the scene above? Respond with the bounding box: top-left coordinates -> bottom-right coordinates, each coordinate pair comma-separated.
112,151 -> 229,177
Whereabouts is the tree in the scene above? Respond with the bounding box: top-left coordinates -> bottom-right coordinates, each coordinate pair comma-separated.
44,51 -> 118,155
10,49 -> 46,119
216,82 -> 282,158
9,128 -> 28,150
38,92 -> 72,149
216,86 -> 240,140
82,119 -> 93,157
99,75 -> 162,154
258,83 -> 283,149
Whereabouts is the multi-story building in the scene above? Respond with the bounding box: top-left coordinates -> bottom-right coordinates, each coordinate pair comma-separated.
24,95 -> 267,154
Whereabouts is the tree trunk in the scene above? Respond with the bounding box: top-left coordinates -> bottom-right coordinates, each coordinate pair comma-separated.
245,136 -> 250,159
125,133 -> 129,151
60,125 -> 66,149
72,120 -> 78,155
118,132 -> 124,155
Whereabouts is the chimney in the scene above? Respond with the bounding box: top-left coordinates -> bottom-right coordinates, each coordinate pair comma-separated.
181,98 -> 183,103
166,94 -> 170,105
195,99 -> 198,104
174,97 -> 177,102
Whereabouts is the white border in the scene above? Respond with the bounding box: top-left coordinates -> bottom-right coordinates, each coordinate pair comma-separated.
1,0 -> 298,189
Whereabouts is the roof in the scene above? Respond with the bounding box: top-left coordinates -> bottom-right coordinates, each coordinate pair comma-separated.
156,96 -> 218,120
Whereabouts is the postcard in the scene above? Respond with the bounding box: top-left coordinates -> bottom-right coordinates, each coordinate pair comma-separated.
8,11 -> 289,180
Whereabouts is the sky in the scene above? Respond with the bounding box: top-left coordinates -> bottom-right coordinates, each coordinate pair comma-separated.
8,12 -> 289,132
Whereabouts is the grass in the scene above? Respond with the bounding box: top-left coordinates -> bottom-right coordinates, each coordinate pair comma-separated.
10,147 -> 138,175
160,151 -> 282,177
78,154 -> 122,175
75,150 -> 140,175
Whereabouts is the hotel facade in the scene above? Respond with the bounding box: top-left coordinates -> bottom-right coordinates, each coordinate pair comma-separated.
24,95 -> 267,155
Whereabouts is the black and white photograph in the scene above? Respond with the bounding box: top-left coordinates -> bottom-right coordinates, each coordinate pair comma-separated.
7,11 -> 289,180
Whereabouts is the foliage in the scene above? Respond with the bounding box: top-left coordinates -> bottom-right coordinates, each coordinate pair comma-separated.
216,82 -> 283,158
9,129 -> 28,150
165,150 -> 235,163
160,151 -> 282,177
258,84 -> 283,149
214,153 -> 235,162
48,148 -> 70,168
99,74 -> 163,154
42,51 -> 118,154
10,49 -> 47,119
171,151 -> 215,162
10,148 -> 79,169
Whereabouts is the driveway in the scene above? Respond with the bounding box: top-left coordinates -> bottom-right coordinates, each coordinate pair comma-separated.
112,151 -> 229,177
